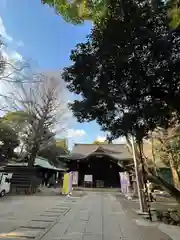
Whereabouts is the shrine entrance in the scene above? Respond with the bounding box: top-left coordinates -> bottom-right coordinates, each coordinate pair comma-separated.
78,155 -> 123,188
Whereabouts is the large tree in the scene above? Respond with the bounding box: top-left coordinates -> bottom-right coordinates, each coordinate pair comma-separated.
7,74 -> 69,166
63,0 -> 180,200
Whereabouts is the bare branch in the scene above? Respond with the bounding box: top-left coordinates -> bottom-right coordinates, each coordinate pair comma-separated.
10,73 -> 70,166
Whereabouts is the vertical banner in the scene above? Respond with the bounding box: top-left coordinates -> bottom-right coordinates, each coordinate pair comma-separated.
124,172 -> 128,195
119,172 -> 124,193
119,172 -> 128,194
122,172 -> 125,194
62,173 -> 69,195
119,172 -> 121,190
72,171 -> 78,185
68,172 -> 73,194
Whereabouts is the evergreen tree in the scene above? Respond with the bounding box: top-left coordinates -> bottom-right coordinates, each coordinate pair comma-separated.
63,0 -> 180,200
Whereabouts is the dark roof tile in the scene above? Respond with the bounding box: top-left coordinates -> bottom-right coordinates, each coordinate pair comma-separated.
67,143 -> 132,161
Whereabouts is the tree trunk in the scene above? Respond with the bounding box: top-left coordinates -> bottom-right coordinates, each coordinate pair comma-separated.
132,181 -> 138,197
28,143 -> 39,167
126,136 -> 180,202
171,166 -> 180,189
151,131 -> 158,175
139,167 -> 148,212
132,173 -> 138,197
137,141 -> 148,212
148,171 -> 180,201
169,154 -> 180,189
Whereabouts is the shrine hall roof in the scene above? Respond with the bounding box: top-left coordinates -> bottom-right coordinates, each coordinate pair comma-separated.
64,144 -> 132,161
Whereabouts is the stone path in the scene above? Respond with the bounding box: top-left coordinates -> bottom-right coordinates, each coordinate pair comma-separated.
0,192 -> 173,239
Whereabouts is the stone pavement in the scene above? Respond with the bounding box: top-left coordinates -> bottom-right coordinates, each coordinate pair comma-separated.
0,192 -> 173,239
0,194 -> 70,239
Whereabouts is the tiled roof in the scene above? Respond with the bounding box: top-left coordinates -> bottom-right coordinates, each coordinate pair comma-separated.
65,144 -> 132,161
7,156 -> 67,171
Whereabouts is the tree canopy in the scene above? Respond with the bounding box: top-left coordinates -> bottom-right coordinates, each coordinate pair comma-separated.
41,0 -> 180,28
63,0 -> 180,200
63,0 -> 176,141
41,0 -> 108,24
168,0 -> 180,28
3,74 -> 69,166
56,139 -> 69,153
38,141 -> 67,164
0,119 -> 19,164
3,111 -> 29,123
3,111 -> 30,132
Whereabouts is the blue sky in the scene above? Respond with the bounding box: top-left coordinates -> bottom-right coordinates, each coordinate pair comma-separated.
0,0 -> 110,149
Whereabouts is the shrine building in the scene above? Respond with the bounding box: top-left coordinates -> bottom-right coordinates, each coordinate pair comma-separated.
62,143 -> 133,188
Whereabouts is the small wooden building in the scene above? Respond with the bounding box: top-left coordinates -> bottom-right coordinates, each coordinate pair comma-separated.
0,156 -> 67,193
63,144 -> 133,188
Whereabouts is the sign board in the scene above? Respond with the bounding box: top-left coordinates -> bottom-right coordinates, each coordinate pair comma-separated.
72,171 -> 78,185
84,174 -> 93,182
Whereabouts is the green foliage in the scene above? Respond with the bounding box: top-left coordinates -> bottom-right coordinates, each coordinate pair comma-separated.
41,0 -> 108,24
168,0 -> 180,28
169,7 -> 180,28
155,126 -> 180,170
3,111 -> 29,123
63,0 -> 175,142
39,142 -> 67,164
56,139 -> 69,153
62,0 -> 180,200
41,0 -> 180,28
0,119 -> 19,163
3,111 -> 30,132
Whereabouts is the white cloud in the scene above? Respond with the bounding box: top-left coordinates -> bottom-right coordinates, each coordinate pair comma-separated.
113,137 -> 126,144
0,16 -> 23,62
96,136 -> 106,142
0,17 -> 12,42
95,135 -> 126,144
10,51 -> 23,61
0,15 -> 24,50
17,41 -> 24,47
0,14 -> 23,115
67,129 -> 86,138
2,48 -> 23,62
0,17 -> 23,96
0,47 -> 23,84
